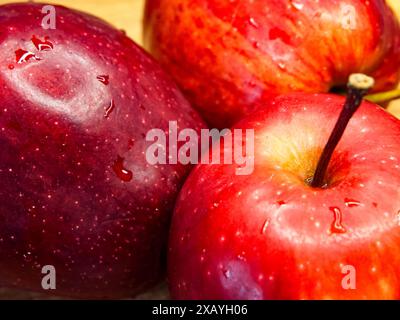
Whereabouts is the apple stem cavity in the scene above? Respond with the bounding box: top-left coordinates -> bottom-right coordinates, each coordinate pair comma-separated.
365,88 -> 400,105
310,74 -> 375,188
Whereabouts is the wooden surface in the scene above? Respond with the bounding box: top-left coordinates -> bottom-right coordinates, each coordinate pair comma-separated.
387,0 -> 400,117
0,0 -> 399,299
388,0 -> 400,18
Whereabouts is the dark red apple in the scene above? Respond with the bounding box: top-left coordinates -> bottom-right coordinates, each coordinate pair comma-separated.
168,81 -> 400,299
144,0 -> 400,128
0,3 -> 204,298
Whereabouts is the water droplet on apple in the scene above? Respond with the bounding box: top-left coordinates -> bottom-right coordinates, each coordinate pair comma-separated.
128,139 -> 135,150
97,75 -> 109,85
277,200 -> 286,206
112,156 -> 133,182
249,80 -> 257,87
269,27 -> 292,45
8,64 -> 14,70
290,0 -> 304,11
23,251 -> 33,262
278,62 -> 286,70
104,99 -> 115,118
260,218 -> 270,234
237,252 -> 247,261
344,198 -> 361,207
222,268 -> 231,279
15,49 -> 41,64
31,35 -> 54,51
314,11 -> 322,18
329,207 -> 346,234
397,210 -> 400,226
248,17 -> 259,28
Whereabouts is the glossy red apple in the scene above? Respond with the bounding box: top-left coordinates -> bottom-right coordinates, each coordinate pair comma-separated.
144,0 -> 400,128
0,3 -> 205,298
168,78 -> 400,299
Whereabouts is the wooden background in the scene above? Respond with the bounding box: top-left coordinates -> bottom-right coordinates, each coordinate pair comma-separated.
387,0 -> 400,116
0,0 -> 399,299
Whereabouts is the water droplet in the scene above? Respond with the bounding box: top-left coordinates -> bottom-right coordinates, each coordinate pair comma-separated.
290,0 -> 304,10
277,200 -> 286,206
15,49 -> 41,64
222,268 -> 231,279
329,207 -> 346,234
314,11 -> 322,18
97,75 -> 109,85
344,198 -> 361,207
278,62 -> 286,70
260,218 -> 270,234
248,17 -> 259,28
237,254 -> 246,261
372,202 -> 378,208
8,64 -> 14,70
269,27 -> 292,45
112,156 -> 133,182
31,35 -> 53,51
128,139 -> 135,149
104,99 -> 115,118
252,41 -> 260,49
397,210 -> 400,226
23,251 -> 33,262
249,80 -> 257,87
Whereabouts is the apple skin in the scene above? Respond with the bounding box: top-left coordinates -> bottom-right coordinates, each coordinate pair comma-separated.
144,0 -> 400,128
169,93 -> 400,299
0,3 -> 205,298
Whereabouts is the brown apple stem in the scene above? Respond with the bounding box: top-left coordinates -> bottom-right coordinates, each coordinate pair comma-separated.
365,88 -> 400,105
310,74 -> 375,188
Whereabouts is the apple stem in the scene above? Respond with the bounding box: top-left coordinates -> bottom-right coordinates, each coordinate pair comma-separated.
310,74 -> 375,188
365,88 -> 400,105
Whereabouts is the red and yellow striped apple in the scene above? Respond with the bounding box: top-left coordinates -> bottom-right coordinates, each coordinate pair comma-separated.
144,0 -> 400,128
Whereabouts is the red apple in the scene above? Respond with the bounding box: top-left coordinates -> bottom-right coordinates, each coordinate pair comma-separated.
168,84 -> 400,299
144,0 -> 400,128
0,3 -> 205,298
